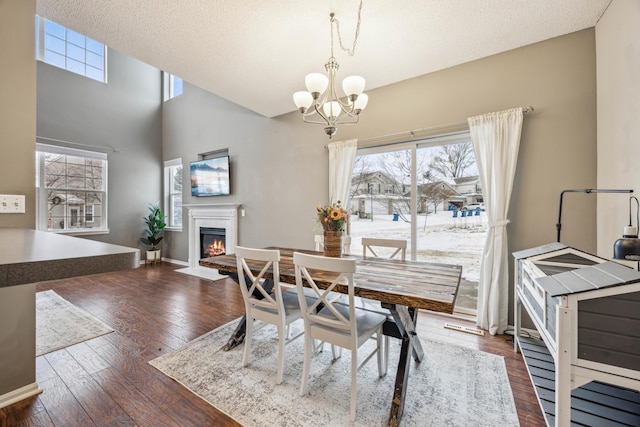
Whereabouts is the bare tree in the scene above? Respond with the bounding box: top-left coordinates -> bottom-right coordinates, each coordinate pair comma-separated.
429,142 -> 475,178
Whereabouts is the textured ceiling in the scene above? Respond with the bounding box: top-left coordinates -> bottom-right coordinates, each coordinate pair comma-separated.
35,0 -> 612,118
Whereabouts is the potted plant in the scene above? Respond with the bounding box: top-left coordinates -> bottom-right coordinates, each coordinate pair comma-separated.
140,203 -> 167,263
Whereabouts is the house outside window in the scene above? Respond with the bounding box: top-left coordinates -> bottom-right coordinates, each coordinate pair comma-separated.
35,16 -> 106,83
164,158 -> 183,229
36,144 -> 108,234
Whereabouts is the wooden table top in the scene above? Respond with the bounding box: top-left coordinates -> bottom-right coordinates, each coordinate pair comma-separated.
199,247 -> 462,313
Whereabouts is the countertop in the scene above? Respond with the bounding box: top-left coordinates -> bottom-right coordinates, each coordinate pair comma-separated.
0,229 -> 139,287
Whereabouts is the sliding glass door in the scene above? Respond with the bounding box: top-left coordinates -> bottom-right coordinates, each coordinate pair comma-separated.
349,132 -> 486,316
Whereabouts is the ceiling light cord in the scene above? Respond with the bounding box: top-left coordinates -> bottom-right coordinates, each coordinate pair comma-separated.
332,0 -> 364,57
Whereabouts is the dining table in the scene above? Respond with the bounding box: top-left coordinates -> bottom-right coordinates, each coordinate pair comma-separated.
199,247 -> 462,427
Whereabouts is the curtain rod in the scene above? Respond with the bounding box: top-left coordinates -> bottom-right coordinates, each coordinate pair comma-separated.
336,106 -> 534,147
36,135 -> 123,153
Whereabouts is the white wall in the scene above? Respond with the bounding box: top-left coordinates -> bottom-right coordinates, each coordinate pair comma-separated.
596,0 -> 640,258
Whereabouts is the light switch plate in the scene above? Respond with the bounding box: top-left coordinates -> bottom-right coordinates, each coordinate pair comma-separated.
0,195 -> 26,213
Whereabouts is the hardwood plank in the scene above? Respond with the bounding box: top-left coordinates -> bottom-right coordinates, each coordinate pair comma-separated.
2,262 -> 543,426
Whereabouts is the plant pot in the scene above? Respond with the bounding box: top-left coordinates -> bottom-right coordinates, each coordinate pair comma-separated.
146,249 -> 161,263
323,231 -> 343,257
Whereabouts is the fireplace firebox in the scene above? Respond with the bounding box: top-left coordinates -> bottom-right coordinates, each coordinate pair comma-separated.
200,227 -> 226,258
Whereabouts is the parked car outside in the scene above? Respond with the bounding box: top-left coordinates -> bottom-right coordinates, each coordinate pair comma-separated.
463,203 -> 485,211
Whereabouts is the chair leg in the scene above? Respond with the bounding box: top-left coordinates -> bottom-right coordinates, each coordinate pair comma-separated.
242,317 -> 253,367
331,344 -> 342,361
350,349 -> 357,422
299,335 -> 313,396
376,329 -> 388,377
276,324 -> 285,385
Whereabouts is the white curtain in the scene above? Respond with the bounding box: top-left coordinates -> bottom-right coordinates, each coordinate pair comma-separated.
468,108 -> 523,335
328,139 -> 358,206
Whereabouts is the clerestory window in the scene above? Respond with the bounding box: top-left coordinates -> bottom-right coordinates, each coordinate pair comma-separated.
35,16 -> 106,82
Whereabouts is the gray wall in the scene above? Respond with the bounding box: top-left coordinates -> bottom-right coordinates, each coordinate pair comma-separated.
161,83 -> 330,260
37,49 -> 163,250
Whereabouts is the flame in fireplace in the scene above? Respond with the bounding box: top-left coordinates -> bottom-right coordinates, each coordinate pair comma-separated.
207,239 -> 226,256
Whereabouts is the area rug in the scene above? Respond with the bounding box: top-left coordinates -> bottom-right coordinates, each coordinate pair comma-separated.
149,319 -> 520,426
36,290 -> 114,356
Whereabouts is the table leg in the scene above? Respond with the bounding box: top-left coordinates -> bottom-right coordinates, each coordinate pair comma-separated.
382,304 -> 421,427
222,314 -> 247,351
218,272 -> 274,351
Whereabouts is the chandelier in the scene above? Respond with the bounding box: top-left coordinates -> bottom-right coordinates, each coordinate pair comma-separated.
293,4 -> 368,139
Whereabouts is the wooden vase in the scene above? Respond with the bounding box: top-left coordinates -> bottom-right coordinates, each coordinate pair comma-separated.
323,230 -> 343,257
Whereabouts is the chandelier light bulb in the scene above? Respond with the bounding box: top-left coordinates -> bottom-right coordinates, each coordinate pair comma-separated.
323,101 -> 341,119
293,91 -> 313,110
342,75 -> 365,96
305,73 -> 329,96
354,93 -> 369,111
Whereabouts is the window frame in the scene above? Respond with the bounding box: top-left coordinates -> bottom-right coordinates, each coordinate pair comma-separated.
163,72 -> 183,101
36,143 -> 109,235
164,158 -> 183,230
35,16 -> 107,83
356,130 -> 473,260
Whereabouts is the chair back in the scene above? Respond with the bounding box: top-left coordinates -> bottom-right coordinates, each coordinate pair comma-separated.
235,246 -> 282,315
362,237 -> 407,261
293,252 -> 357,335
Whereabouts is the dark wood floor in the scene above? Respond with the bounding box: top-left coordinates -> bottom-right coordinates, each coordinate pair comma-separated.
1,262 -> 546,426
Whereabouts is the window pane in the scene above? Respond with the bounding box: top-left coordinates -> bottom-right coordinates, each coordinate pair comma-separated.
85,51 -> 102,69
86,38 -> 103,55
66,30 -> 85,48
85,66 -> 104,82
173,77 -> 183,97
171,194 -> 182,227
66,58 -> 85,75
173,166 -> 183,191
43,50 -> 65,68
44,34 -> 65,55
67,43 -> 85,62
44,20 -> 65,39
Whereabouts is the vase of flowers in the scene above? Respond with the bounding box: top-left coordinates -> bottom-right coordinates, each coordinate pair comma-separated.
316,202 -> 347,257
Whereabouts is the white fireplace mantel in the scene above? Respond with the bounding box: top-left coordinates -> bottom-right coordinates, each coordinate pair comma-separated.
186,203 -> 240,268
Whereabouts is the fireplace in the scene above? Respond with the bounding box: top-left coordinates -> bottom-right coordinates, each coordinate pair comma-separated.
200,227 -> 226,258
185,204 -> 239,269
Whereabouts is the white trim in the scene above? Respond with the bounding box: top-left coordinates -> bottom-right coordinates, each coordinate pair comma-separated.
164,158 -> 182,168
0,382 -> 42,409
186,204 -> 240,268
36,143 -> 108,160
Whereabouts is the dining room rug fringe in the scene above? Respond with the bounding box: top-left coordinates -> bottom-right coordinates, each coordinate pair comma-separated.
36,290 -> 114,356
149,318 -> 520,427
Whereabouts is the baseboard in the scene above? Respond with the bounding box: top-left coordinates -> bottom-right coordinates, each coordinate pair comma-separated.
0,382 -> 42,409
139,257 -> 188,266
161,257 -> 188,266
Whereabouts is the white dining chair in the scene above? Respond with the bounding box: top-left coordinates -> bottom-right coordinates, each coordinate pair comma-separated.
293,251 -> 387,422
235,246 -> 307,384
314,233 -> 352,254
361,237 -> 407,372
362,237 -> 407,260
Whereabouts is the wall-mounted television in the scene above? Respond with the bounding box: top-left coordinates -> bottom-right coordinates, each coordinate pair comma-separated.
190,156 -> 231,196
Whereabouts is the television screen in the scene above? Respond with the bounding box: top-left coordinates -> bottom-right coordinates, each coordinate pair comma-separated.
190,156 -> 230,196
